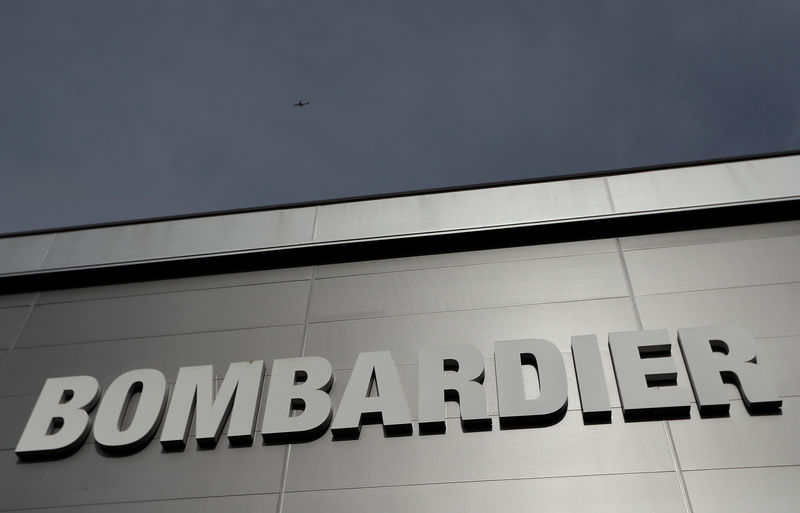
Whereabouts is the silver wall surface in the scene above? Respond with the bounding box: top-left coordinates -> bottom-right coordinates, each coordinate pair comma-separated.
1,156 -> 799,512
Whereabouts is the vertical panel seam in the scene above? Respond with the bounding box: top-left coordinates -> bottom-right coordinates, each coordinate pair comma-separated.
37,234 -> 57,269
603,176 -> 618,214
311,205 -> 320,242
615,239 -> 693,513
274,445 -> 292,513
0,292 -> 39,380
616,240 -> 642,331
663,421 -> 694,513
300,266 -> 317,358
276,265 -> 316,513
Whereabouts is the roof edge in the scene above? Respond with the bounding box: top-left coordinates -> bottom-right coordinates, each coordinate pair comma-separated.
2,196 -> 798,294
3,148 -> 799,239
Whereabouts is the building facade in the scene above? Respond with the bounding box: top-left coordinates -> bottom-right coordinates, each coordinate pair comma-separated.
1,153 -> 799,512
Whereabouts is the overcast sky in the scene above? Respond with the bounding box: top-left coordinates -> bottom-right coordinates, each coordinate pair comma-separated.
1,1 -> 799,234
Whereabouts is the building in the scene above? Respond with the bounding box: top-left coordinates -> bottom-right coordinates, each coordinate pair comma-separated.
1,152 -> 799,512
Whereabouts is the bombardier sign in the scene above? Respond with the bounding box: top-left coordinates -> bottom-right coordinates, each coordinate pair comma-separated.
15,325 -> 782,460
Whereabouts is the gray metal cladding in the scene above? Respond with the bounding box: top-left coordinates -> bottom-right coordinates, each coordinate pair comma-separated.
0,234 -> 53,275
622,235 -> 800,295
16,280 -> 311,347
305,297 -> 638,368
683,467 -> 800,513
0,294 -> 35,309
308,252 -> 628,322
0,325 -> 304,397
315,238 -> 618,278
0,495 -> 279,513
756,336 -> 800,397
282,472 -> 687,513
313,176 -> 613,241
619,219 -> 800,250
669,397 -> 800,470
636,283 -> 800,338
35,266 -> 313,305
0,307 -> 28,350
0,395 -> 32,450
284,413 -> 675,491
605,154 -> 800,212
0,156 -> 799,512
0,440 -> 286,510
41,207 -> 317,269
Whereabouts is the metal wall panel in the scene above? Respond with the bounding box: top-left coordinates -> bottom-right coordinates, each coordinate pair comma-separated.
41,207 -> 317,269
669,397 -> 800,470
314,177 -> 612,242
620,220 -> 800,250
0,294 -> 35,309
0,351 -> 5,396
316,238 -> 617,278
635,283 -> 800,339
0,495 -> 278,513
16,281 -> 310,347
607,155 -> 800,213
684,466 -> 800,513
0,307 -> 28,350
38,267 -> 312,304
310,252 -> 627,322
0,395 -> 29,450
283,472 -> 686,513
757,336 -> 800,398
623,235 -> 800,295
305,297 -> 637,369
0,234 -> 53,275
0,440 -> 286,510
284,413 -> 674,491
0,325 -> 303,396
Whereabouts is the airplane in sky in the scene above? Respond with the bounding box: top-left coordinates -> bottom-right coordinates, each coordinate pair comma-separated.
294,100 -> 310,107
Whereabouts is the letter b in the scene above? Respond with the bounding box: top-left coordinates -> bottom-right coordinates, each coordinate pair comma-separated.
16,376 -> 101,459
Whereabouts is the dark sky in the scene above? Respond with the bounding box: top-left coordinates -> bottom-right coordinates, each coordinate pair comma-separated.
2,1 -> 799,234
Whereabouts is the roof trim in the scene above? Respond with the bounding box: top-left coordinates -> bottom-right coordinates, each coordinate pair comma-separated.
1,197 -> 798,294
3,148 -> 799,239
